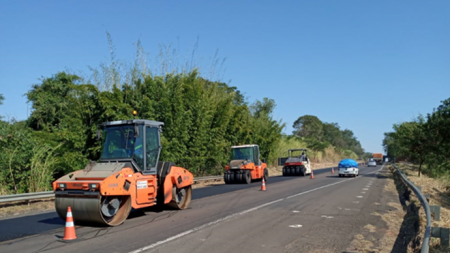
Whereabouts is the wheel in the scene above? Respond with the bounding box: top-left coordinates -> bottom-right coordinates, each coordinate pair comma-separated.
339,174 -> 342,177
295,167 -> 300,176
167,186 -> 192,210
56,195 -> 132,226
224,171 -> 229,184
264,168 -> 269,182
236,170 -> 243,184
244,170 -> 252,184
300,166 -> 306,176
282,167 -> 286,176
230,171 -> 235,183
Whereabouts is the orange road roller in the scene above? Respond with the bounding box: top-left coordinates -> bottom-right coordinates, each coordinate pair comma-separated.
224,144 -> 268,184
52,119 -> 193,226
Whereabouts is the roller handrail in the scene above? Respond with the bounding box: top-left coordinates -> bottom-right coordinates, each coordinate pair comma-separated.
392,164 -> 431,253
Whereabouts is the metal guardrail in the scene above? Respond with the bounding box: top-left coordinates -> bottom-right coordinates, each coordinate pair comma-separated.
392,164 -> 431,253
0,176 -> 223,204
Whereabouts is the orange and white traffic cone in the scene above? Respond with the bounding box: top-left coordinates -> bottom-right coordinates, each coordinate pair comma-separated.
63,206 -> 77,241
310,170 -> 314,179
261,178 -> 266,191
331,167 -> 335,174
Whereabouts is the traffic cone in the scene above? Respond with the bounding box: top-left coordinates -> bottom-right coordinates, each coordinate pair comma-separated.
63,206 -> 77,241
261,178 -> 266,191
310,170 -> 314,179
331,167 -> 335,174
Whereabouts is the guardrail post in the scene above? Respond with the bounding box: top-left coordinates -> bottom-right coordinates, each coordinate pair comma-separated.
432,227 -> 449,247
430,205 -> 441,221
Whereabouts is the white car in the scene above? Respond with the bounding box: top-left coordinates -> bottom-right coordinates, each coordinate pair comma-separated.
339,167 -> 359,177
368,158 -> 377,167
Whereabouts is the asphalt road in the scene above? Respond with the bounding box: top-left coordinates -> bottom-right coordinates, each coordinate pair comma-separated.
0,164 -> 387,253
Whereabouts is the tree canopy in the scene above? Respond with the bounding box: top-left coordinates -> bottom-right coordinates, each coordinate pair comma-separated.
383,98 -> 450,177
292,115 -> 364,157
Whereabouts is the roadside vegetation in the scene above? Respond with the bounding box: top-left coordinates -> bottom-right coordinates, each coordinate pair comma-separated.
383,97 -> 450,178
395,163 -> 450,252
0,36 -> 366,195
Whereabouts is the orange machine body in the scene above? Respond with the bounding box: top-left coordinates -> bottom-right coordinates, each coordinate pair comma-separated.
224,144 -> 268,184
52,164 -> 193,210
225,162 -> 267,180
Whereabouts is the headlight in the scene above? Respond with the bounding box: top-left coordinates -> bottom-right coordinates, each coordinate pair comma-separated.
59,183 -> 66,188
89,183 -> 99,189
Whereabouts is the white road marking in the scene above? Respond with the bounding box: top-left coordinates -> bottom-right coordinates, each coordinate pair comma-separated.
292,210 -> 300,213
356,196 -> 363,198
289,224 -> 303,228
362,192 -> 366,194
363,188 -> 369,190
321,215 -> 334,218
353,201 -> 360,204
344,208 -> 351,211
128,198 -> 284,253
129,164 -> 386,253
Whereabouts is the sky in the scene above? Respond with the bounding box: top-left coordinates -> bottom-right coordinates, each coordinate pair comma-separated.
1,0 -> 449,154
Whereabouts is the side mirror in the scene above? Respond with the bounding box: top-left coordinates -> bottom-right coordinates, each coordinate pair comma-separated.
134,125 -> 140,137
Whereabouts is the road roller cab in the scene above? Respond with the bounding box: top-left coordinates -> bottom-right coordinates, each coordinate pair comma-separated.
224,144 -> 268,184
282,148 -> 312,176
52,119 -> 193,226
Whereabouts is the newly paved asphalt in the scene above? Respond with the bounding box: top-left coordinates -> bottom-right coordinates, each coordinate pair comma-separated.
0,164 -> 388,253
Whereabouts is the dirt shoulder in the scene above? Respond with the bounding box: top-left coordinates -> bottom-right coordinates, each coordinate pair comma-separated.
396,163 -> 450,253
346,163 -> 450,253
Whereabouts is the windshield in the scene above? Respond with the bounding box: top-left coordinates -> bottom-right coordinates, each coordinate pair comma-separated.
100,125 -> 144,165
231,147 -> 254,162
289,150 -> 305,157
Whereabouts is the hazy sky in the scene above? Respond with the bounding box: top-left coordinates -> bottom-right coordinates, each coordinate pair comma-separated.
1,0 -> 449,153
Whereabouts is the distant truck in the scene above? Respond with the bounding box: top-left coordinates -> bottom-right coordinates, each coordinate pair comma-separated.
373,153 -> 383,165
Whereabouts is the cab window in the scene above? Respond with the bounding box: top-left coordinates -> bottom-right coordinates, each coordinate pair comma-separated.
146,127 -> 159,169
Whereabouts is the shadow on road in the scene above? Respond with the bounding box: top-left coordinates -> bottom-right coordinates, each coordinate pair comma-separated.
389,167 -> 421,253
38,217 -> 64,225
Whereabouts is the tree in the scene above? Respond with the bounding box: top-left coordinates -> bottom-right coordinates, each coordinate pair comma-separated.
386,117 -> 428,176
249,98 -> 285,163
0,94 -> 4,120
424,98 -> 450,175
322,122 -> 341,145
292,115 -> 323,140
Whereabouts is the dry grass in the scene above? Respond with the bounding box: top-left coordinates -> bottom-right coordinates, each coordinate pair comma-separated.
347,233 -> 376,252
397,163 -> 450,253
192,179 -> 224,189
0,199 -> 55,218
